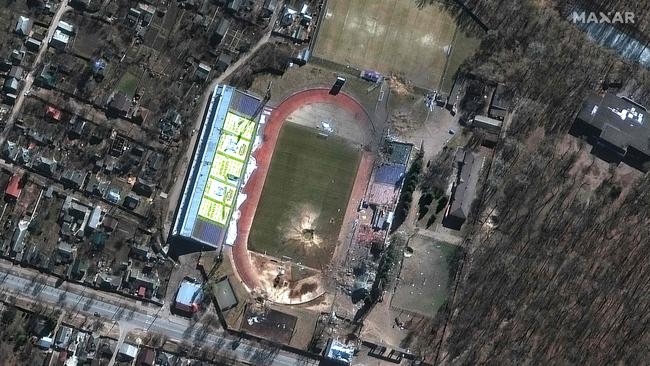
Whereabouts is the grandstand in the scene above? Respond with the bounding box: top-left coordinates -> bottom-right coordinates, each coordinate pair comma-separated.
171,85 -> 261,250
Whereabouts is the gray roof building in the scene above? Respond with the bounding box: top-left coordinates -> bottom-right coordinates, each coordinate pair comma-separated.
571,92 -> 650,171
54,325 -> 73,350
8,66 -> 24,80
61,169 -> 88,189
25,37 -> 42,51
15,16 -> 33,36
3,77 -> 19,94
108,92 -> 130,116
443,149 -> 482,230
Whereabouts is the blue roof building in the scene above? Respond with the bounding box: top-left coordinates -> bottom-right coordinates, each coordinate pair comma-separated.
374,164 -> 406,186
171,85 -> 261,250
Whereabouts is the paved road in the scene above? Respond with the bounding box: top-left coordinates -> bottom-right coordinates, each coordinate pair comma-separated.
0,263 -> 318,366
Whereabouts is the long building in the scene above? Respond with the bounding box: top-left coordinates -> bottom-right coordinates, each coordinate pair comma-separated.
171,85 -> 261,250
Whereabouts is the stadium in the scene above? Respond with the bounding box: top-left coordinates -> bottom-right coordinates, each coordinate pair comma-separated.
170,84 -> 373,303
171,85 -> 261,251
232,88 -> 374,303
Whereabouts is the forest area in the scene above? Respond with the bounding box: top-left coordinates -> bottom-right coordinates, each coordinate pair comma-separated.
409,0 -> 650,364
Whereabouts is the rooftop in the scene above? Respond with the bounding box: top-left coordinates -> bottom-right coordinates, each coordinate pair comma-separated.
172,85 -> 261,248
577,93 -> 649,155
374,164 -> 406,186
175,279 -> 204,308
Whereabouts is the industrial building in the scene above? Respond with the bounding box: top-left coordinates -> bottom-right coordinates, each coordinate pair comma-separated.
570,92 -> 650,171
171,85 -> 261,251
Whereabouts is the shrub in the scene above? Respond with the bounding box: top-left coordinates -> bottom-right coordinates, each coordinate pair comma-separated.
436,196 -> 449,213
418,206 -> 429,220
419,192 -> 435,208
426,214 -> 436,228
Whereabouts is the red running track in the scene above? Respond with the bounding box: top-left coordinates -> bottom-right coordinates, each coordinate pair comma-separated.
230,88 -> 372,291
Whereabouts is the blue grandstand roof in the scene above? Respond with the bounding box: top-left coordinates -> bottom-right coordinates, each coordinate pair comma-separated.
374,164 -> 406,186
172,85 -> 260,249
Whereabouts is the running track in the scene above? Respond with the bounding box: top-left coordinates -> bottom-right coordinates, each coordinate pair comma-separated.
230,89 -> 373,291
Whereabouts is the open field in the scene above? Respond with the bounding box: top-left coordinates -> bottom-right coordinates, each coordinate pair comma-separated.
314,0 -> 458,90
116,72 -> 139,97
439,26 -> 483,94
391,235 -> 462,317
249,123 -> 360,269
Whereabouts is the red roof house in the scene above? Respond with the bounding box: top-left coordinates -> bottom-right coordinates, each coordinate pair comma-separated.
46,105 -> 62,121
5,174 -> 22,201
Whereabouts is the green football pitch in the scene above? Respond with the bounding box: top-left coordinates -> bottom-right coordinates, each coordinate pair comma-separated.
314,0 -> 459,90
249,123 -> 360,269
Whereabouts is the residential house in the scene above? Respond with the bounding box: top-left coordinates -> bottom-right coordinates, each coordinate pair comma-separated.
37,336 -> 54,349
4,173 -> 22,201
50,30 -> 70,50
262,0 -> 278,18
195,62 -> 211,80
3,77 -> 19,94
212,17 -> 230,45
68,118 -> 87,139
56,21 -> 75,35
15,16 -> 33,36
117,343 -> 138,362
133,177 -> 155,198
10,49 -> 25,65
35,64 -> 57,89
54,326 -> 73,350
8,66 -> 24,80
471,115 -> 502,133
56,242 -> 76,264
97,272 -> 121,290
137,3 -> 156,26
61,196 -> 92,237
8,218 -> 29,257
136,348 -> 156,366
87,205 -> 104,231
216,52 -> 233,71
226,0 -> 242,12
25,37 -> 42,52
488,83 -> 511,120
101,215 -> 119,232
128,268 -> 160,295
108,92 -> 130,117
443,148 -> 482,230
61,169 -> 88,189
2,141 -> 19,161
33,156 -> 58,176
123,195 -> 139,210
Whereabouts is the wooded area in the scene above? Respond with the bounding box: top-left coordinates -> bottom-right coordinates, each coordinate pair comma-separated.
412,0 -> 650,364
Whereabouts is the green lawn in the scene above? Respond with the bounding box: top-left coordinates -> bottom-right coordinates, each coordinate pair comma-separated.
249,123 -> 360,269
439,27 -> 483,94
116,72 -> 138,97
